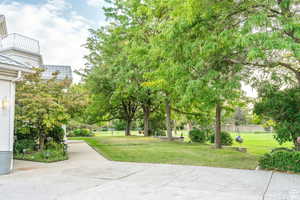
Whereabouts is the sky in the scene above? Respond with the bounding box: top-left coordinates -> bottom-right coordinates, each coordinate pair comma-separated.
0,0 -> 108,82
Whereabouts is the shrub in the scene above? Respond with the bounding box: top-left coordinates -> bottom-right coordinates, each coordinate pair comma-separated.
209,131 -> 233,146
73,129 -> 81,136
14,139 -> 36,154
112,120 -> 127,131
155,129 -> 166,136
14,147 -> 68,162
259,151 -> 300,173
69,128 -> 94,137
46,141 -> 64,150
189,129 -> 207,143
81,128 -> 92,136
100,126 -> 108,131
48,126 -> 65,144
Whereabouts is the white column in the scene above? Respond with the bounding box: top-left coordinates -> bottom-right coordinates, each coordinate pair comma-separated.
0,79 -> 15,174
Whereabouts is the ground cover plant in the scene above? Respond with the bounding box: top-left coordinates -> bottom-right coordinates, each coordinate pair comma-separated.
259,151 -> 300,173
14,140 -> 67,162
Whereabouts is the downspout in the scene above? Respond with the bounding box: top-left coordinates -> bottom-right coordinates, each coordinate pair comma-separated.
12,71 -> 22,82
9,71 -> 21,171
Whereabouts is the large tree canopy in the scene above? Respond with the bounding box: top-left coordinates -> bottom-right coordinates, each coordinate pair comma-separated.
84,0 -> 300,149
234,0 -> 300,87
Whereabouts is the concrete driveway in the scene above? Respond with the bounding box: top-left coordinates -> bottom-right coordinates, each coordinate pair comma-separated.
0,141 -> 299,200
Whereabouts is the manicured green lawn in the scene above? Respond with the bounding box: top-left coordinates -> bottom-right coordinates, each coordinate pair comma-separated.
96,131 -> 293,155
71,136 -> 259,169
231,133 -> 292,156
70,132 -> 292,170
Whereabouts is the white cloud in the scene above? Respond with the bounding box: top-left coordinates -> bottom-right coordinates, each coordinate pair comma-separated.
0,0 -> 93,82
87,0 -> 104,8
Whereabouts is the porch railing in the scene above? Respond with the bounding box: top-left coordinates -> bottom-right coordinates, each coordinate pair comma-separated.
0,33 -> 40,54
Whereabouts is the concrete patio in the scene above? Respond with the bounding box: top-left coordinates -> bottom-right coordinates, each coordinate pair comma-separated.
0,141 -> 299,200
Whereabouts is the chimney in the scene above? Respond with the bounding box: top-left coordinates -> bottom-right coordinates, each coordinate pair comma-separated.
0,15 -> 8,37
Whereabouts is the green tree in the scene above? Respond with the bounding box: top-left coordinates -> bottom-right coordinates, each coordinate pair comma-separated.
85,0 -> 163,136
85,24 -> 140,136
143,0 -> 245,147
15,69 -> 69,150
254,86 -> 300,150
63,84 -> 90,122
232,0 -> 300,87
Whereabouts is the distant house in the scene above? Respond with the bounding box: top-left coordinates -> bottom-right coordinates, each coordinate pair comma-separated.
41,65 -> 72,81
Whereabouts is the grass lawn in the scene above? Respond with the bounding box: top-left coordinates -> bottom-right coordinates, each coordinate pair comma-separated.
231,133 -> 292,156
70,132 -> 292,170
71,136 -> 257,169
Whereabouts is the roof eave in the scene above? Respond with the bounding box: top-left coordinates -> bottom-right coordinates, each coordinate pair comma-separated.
0,63 -> 34,73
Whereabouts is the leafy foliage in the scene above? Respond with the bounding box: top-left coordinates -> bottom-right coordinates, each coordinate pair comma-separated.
189,129 -> 207,143
254,86 -> 300,149
259,151 -> 300,173
69,128 -> 94,137
15,68 -> 70,150
239,0 -> 300,87
14,139 -> 36,154
210,132 -> 233,146
14,144 -> 68,163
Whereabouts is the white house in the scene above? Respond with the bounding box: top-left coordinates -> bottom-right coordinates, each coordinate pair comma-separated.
0,15 -> 72,79
0,15 -> 72,174
0,15 -> 34,175
0,53 -> 32,175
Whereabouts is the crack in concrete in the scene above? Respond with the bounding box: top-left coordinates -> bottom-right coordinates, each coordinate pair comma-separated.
91,169 -> 145,181
262,171 -> 274,200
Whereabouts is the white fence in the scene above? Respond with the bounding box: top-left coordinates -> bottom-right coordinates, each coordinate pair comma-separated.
222,124 -> 267,133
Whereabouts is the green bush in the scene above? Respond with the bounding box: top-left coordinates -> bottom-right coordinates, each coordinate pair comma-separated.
14,147 -> 68,162
48,126 -> 65,144
46,141 -> 64,150
189,129 -> 207,143
112,120 -> 127,131
155,129 -> 166,136
209,131 -> 233,146
69,128 -> 94,137
81,128 -> 92,136
14,139 -> 36,154
259,151 -> 300,173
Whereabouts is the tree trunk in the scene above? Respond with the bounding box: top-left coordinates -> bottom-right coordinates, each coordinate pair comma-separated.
215,103 -> 222,149
188,121 -> 193,131
125,120 -> 131,136
174,120 -> 177,136
294,139 -> 300,151
143,106 -> 150,137
165,100 -> 172,141
296,72 -> 300,87
39,133 -> 45,151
